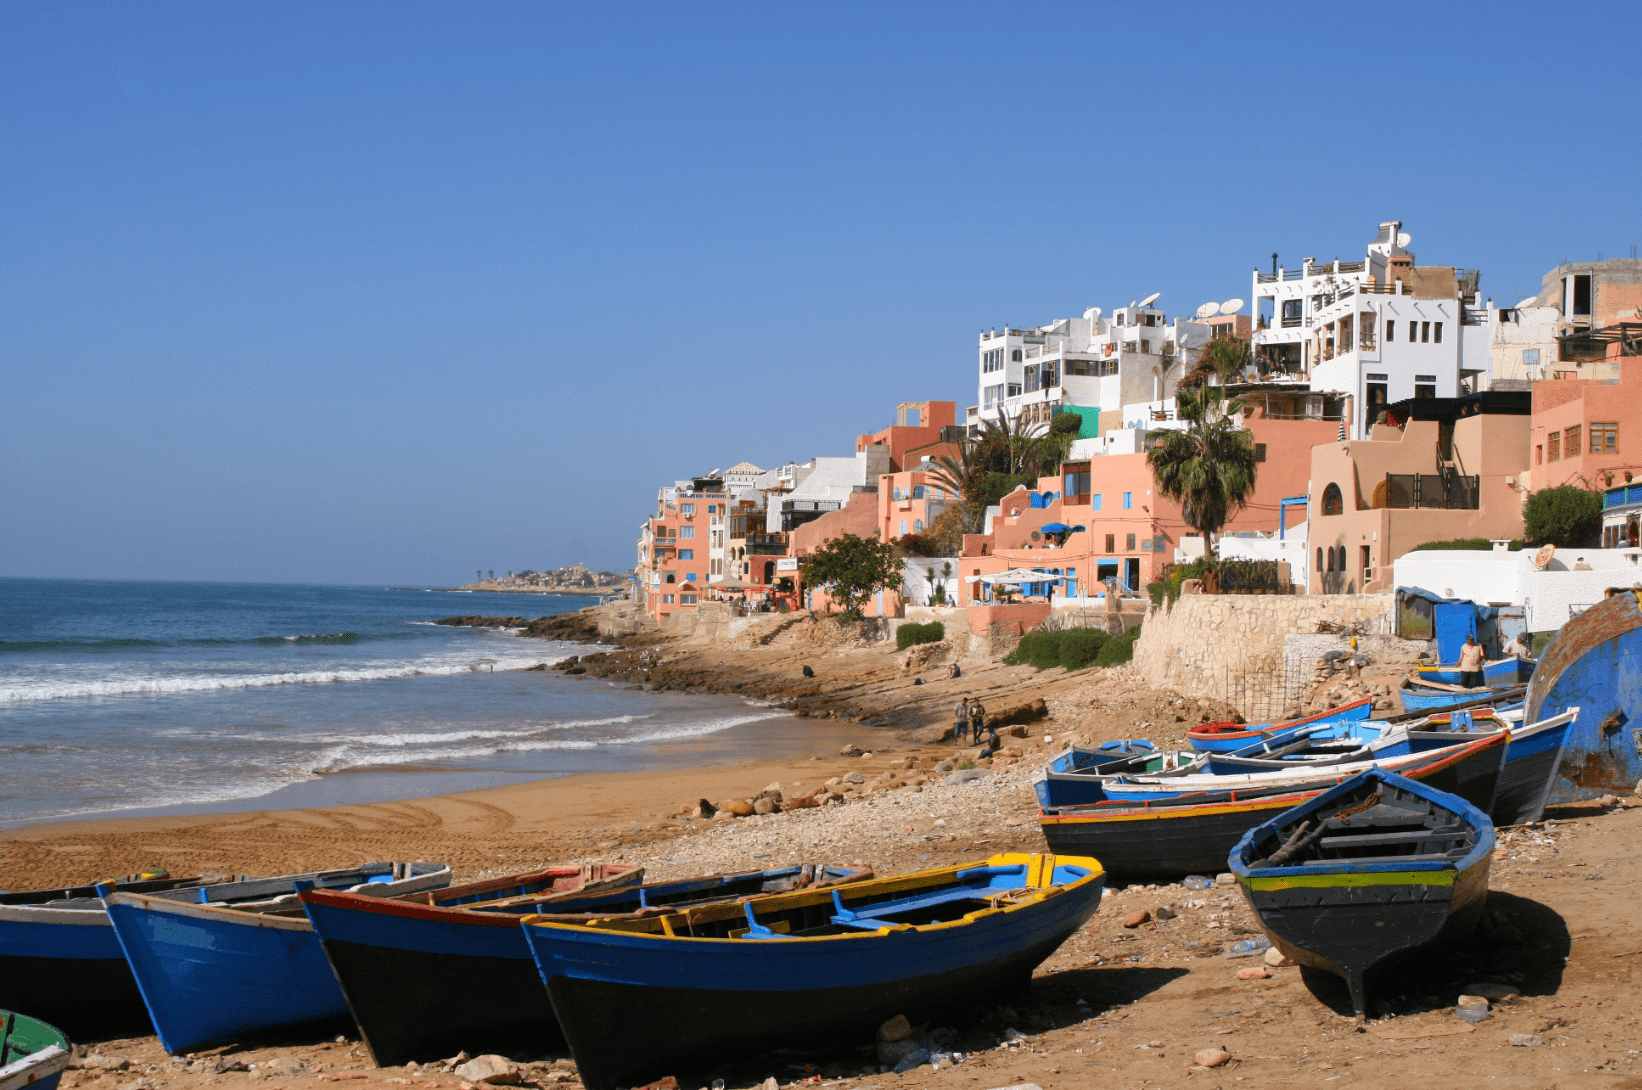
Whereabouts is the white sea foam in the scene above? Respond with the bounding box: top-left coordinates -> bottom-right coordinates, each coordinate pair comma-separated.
0,648 -> 577,704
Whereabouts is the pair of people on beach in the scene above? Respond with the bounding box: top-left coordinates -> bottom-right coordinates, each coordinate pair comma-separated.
954,697 -> 986,744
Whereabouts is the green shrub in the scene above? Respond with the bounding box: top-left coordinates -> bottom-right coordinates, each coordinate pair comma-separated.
1094,626 -> 1141,667
1525,485 -> 1603,547
1005,630 -> 1065,669
896,621 -> 945,650
1058,628 -> 1109,670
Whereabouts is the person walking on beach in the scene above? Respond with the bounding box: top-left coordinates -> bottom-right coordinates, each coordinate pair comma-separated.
954,698 -> 969,741
969,700 -> 987,745
1457,633 -> 1486,689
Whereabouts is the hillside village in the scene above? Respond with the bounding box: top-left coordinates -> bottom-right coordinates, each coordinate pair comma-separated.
630,221 -> 1642,638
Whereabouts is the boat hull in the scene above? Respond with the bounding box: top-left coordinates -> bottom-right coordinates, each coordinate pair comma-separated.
1,1009 -> 72,1090
104,898 -> 348,1054
1526,591 -> 1642,803
0,910 -> 148,1037
523,856 -> 1102,1090
1188,699 -> 1373,753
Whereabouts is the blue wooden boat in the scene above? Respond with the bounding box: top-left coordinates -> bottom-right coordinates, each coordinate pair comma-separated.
102,861 -> 450,1054
1187,697 -> 1374,753
1039,731 -> 1506,880
1229,768 -> 1494,1019
301,863 -> 864,1067
1526,590 -> 1642,804
1031,740 -> 1169,806
0,1010 -> 71,1090
520,853 -> 1104,1090
0,871 -> 254,1037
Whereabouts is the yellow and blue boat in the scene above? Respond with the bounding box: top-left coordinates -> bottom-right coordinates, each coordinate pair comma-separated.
519,853 -> 1104,1090
1229,768 -> 1493,1019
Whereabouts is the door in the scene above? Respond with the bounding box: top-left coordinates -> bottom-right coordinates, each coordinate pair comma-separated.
1124,558 -> 1140,592
1097,560 -> 1119,594
1433,602 -> 1477,665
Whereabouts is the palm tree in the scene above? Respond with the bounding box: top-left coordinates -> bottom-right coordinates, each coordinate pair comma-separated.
1147,378 -> 1258,538
925,434 -> 991,532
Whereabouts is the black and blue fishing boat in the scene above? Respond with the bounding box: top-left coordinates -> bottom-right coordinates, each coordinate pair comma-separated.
519,853 -> 1103,1090
1031,740 -> 1171,806
102,861 -> 450,1055
1186,698 -> 1374,753
0,1010 -> 71,1090
0,870 -> 247,1036
1039,731 -> 1505,880
1229,768 -> 1494,1019
300,863 -> 863,1067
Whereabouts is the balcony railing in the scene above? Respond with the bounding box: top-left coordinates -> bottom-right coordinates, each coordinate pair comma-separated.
746,533 -> 789,555
1382,473 -> 1480,510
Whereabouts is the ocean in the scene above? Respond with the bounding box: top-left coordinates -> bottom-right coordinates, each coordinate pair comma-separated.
0,578 -> 824,825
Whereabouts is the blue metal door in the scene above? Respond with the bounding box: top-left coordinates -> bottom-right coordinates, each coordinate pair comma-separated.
1434,602 -> 1477,664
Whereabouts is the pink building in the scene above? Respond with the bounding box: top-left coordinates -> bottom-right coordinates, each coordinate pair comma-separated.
641,481 -> 730,622
1526,356 -> 1642,494
877,469 -> 959,544
855,400 -> 960,473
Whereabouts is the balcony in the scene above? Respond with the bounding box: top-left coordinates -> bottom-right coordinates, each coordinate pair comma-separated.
1380,473 -> 1480,510
746,533 -> 790,555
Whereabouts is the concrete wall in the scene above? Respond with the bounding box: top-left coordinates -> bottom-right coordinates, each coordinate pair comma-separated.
1133,592 -> 1394,718
1394,547 -> 1642,631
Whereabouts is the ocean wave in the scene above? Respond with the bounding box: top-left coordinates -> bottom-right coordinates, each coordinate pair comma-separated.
0,651 -> 576,704
0,631 -> 392,654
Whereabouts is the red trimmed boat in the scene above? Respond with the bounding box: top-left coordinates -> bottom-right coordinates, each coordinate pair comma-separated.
1188,697 -> 1375,753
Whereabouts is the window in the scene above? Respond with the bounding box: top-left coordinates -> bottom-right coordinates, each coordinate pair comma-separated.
1367,382 -> 1388,418
1592,423 -> 1619,453
707,504 -> 717,514
1126,533 -> 1137,551
1255,443 -> 1267,462
1105,534 -> 1116,552
685,572 -> 698,583
1093,494 -> 1103,511
1409,321 -> 1418,343
1415,383 -> 1435,400
914,519 -> 923,533
899,520 -> 907,536
1011,349 -> 1022,362
982,348 -> 1004,373
664,572 -> 676,583
1535,444 -> 1543,465
1282,299 -> 1303,326
1023,364 -> 1041,392
1547,432 -> 1561,461
983,384 -> 1004,408
1421,321 -> 1430,343
1321,483 -> 1343,516
1523,348 -> 1541,365
1571,274 -> 1592,316
1007,383 -> 1021,396
680,594 -> 698,605
1122,492 -> 1133,509
1065,359 -> 1095,376
1316,547 -> 1324,574
1432,322 -> 1442,343
679,525 -> 695,538
678,549 -> 694,560
1139,339 -> 1151,354
912,485 -> 926,499
1385,319 -> 1395,342
663,594 -> 675,604
1564,424 -> 1581,454
680,503 -> 695,515
1063,465 -> 1091,503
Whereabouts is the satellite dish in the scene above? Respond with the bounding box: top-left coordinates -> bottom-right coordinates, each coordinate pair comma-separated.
1219,298 -> 1245,316
1195,302 -> 1219,319
1138,292 -> 1161,308
1397,232 -> 1412,247
1084,306 -> 1103,320
1534,543 -> 1556,571
1515,296 -> 1538,309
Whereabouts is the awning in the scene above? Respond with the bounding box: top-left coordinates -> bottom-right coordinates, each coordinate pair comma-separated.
1040,522 -> 1072,534
976,567 -> 1055,585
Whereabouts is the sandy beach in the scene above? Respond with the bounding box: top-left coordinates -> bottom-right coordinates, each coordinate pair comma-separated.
9,611 -> 1642,1090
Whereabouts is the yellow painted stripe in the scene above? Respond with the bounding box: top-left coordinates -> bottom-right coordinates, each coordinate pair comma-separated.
1245,870 -> 1456,891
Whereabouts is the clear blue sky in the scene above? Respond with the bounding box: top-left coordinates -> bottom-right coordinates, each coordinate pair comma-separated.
4,2 -> 1639,585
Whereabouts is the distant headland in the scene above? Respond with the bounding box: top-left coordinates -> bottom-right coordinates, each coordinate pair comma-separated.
438,563 -> 629,596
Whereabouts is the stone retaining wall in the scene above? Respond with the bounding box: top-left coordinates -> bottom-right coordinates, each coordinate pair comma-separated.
1133,593 -> 1395,718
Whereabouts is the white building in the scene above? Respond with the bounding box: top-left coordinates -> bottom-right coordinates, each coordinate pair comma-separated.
971,299 -> 1213,431
764,449 -> 890,533
1249,220 -> 1493,439
1394,544 -> 1642,632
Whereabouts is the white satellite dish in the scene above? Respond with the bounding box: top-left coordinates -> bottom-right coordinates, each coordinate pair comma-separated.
1219,298 -> 1245,316
1195,302 -> 1219,319
1085,306 -> 1103,319
1515,296 -> 1538,309
1397,232 -> 1412,247
1138,292 -> 1161,308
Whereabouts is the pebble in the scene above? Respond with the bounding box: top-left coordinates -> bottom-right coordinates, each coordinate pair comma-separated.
878,1014 -> 911,1042
1121,910 -> 1151,928
79,1057 -> 131,1073
454,1056 -> 520,1085
262,1058 -> 309,1078
1236,967 -> 1269,980
1195,1047 -> 1232,1068
1263,946 -> 1294,967
1509,1034 -> 1544,1047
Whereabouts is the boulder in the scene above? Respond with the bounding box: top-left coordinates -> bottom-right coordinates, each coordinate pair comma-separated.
784,790 -> 820,809
720,798 -> 756,817
455,1056 -> 522,1085
1194,1048 -> 1231,1068
843,771 -> 865,784
690,798 -> 717,819
840,744 -> 864,757
944,769 -> 990,786
753,797 -> 777,815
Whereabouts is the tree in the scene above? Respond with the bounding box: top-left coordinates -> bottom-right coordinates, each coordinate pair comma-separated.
798,533 -> 902,617
1147,378 -> 1258,538
1525,485 -> 1602,547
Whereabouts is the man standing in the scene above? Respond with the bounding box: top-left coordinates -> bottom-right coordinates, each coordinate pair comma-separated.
1457,633 -> 1486,690
969,699 -> 987,745
954,698 -> 969,742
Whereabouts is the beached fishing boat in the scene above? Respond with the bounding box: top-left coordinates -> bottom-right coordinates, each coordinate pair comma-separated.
1417,657 -> 1534,687
0,1011 -> 71,1090
1039,732 -> 1506,879
1031,740 -> 1193,807
520,853 -> 1104,1090
301,863 -> 863,1067
102,862 -> 450,1055
1229,769 -> 1494,1018
0,871 -> 255,1036
1397,678 -> 1501,713
1187,698 -> 1374,753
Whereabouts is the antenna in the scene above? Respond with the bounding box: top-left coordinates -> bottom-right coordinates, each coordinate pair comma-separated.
1138,292 -> 1161,308
1219,298 -> 1245,316
1396,232 -> 1412,248
1195,302 -> 1219,319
